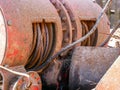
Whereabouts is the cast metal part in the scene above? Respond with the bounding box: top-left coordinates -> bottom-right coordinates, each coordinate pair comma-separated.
0,0 -> 109,90
12,71 -> 42,90
0,0 -> 111,89
0,66 -> 26,90
50,0 -> 73,48
0,0 -> 110,70
0,0 -> 63,67
68,0 -> 110,46
0,66 -> 42,90
69,47 -> 120,90
50,0 -> 73,56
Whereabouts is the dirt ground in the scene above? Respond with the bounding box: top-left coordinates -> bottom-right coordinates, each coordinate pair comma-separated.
108,28 -> 120,47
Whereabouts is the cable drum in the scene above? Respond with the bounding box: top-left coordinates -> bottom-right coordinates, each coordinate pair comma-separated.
0,0 -> 63,67
25,22 -> 55,70
0,0 -> 110,72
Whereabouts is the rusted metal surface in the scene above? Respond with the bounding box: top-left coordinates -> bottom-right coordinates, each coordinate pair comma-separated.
96,56 -> 120,90
0,0 -> 113,89
42,58 -> 71,89
69,47 -> 120,90
0,0 -> 111,84
59,0 -> 81,42
50,0 -> 73,56
81,21 -> 98,46
68,0 -> 110,46
25,23 -> 56,70
0,66 -> 26,90
0,0 -> 110,68
42,60 -> 62,85
0,0 -> 63,67
50,0 -> 73,48
12,71 -> 42,90
0,66 -> 42,90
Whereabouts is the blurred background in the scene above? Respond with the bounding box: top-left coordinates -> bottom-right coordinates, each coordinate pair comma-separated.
96,0 -> 120,47
96,0 -> 120,28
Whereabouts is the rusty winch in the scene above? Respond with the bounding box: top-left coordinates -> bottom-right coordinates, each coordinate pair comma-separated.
0,0 -> 112,90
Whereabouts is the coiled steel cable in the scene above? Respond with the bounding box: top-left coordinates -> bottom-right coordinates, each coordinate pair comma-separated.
26,23 -> 55,70
26,23 -> 41,68
30,0 -> 112,72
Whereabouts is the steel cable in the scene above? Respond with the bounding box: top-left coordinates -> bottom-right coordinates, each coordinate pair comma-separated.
32,0 -> 112,72
99,20 -> 120,47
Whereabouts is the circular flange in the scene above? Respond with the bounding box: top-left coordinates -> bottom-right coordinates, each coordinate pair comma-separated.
12,71 -> 42,90
50,0 -> 73,48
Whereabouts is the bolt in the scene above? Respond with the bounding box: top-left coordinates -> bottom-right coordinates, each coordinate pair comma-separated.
7,20 -> 12,26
